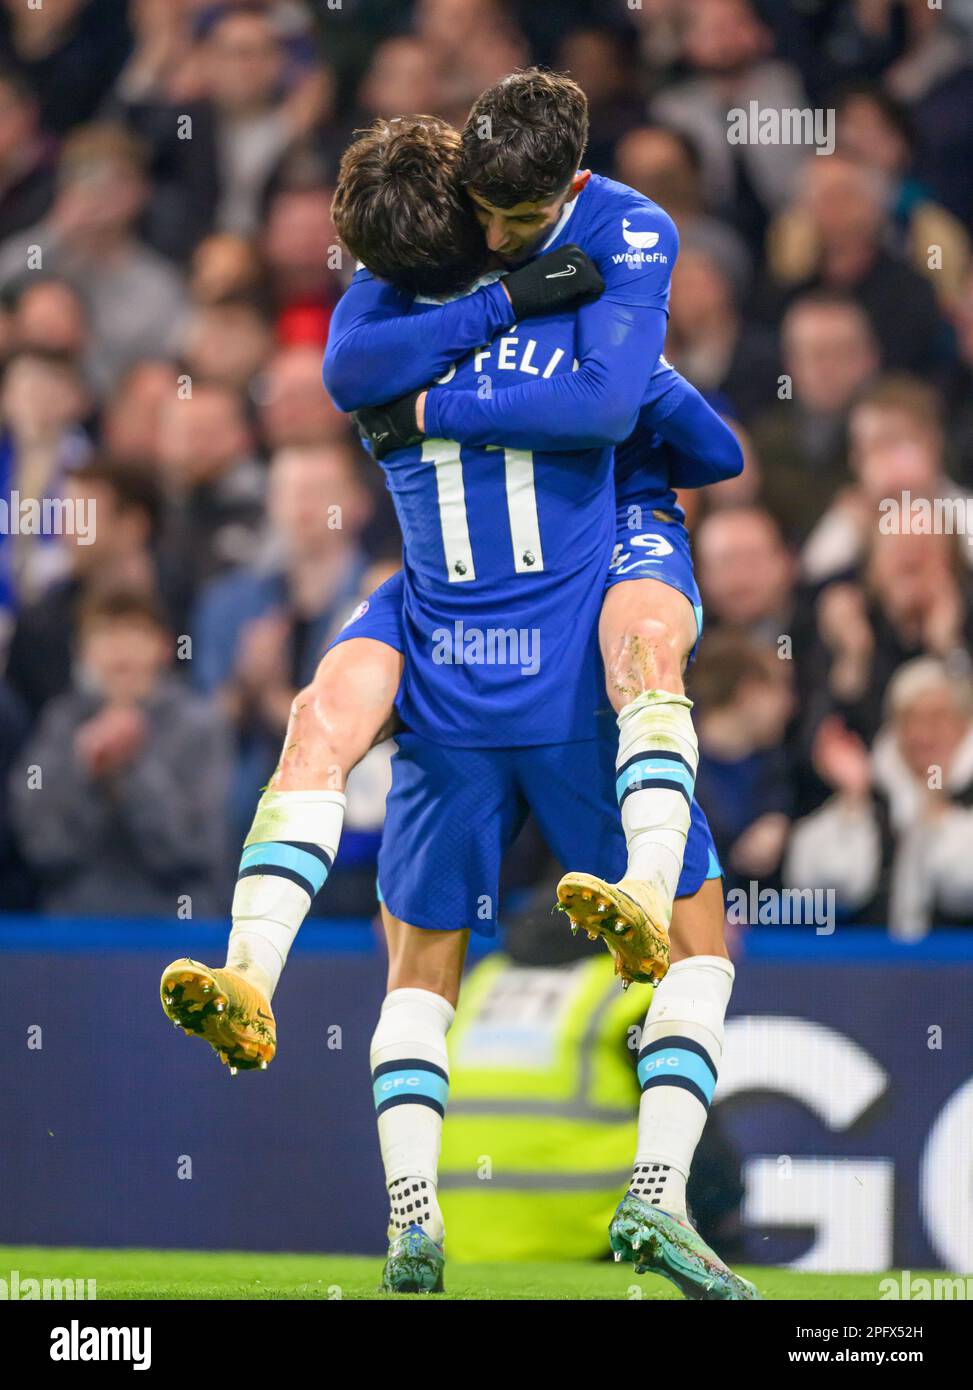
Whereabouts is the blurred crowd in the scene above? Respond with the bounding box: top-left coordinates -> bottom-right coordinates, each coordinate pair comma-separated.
1,0 -> 972,938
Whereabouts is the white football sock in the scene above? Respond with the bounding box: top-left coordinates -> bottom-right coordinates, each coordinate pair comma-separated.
226,788 -> 346,998
632,955 -> 734,1219
370,987 -> 454,1245
616,690 -> 698,906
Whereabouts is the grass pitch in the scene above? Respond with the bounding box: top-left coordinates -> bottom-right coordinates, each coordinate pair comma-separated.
0,1244 -> 916,1300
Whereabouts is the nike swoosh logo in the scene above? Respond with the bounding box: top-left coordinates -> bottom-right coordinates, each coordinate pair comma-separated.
373,431 -> 389,441
546,265 -> 577,279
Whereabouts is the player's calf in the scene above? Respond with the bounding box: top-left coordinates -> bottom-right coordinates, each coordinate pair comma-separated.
602,588 -> 699,911
372,910 -> 466,1292
559,584 -> 699,976
613,890 -> 748,1296
611,940 -> 755,1298
161,638 -> 401,1070
225,637 -> 401,1006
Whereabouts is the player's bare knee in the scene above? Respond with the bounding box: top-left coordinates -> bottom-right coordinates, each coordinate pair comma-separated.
307,676 -> 375,771
273,680 -> 358,785
615,615 -> 685,694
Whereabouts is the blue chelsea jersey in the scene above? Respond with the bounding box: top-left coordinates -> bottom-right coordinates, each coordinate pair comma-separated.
332,174 -> 710,746
380,303 -> 616,748
539,176 -> 686,522
615,357 -> 687,525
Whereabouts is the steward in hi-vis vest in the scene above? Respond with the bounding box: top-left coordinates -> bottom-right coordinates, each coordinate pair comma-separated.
439,892 -> 745,1263
440,949 -> 652,1261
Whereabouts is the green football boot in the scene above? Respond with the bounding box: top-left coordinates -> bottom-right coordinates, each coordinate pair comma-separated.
381,1224 -> 445,1294
611,1193 -> 759,1301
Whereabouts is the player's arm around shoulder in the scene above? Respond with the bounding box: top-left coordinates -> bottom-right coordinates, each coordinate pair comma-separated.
654,375 -> 745,488
322,268 -> 411,411
323,266 -> 513,414
582,180 -> 680,306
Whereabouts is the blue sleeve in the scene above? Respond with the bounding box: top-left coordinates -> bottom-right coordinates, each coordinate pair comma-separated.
425,298 -> 669,450
653,379 -> 744,487
423,201 -> 679,450
322,269 -> 515,413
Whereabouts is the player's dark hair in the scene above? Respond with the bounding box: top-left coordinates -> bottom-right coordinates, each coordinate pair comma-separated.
331,117 -> 488,298
460,68 -> 589,208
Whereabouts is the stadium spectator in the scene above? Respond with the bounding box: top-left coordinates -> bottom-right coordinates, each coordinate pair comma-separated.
9,586 -> 232,917
650,0 -> 813,240
189,231 -> 267,307
811,528 -> 973,747
785,658 -> 973,937
413,0 -> 530,122
767,153 -> 949,375
109,0 -> 221,263
0,346 -> 92,628
880,0 -> 973,224
0,123 -> 190,392
5,456 -> 164,718
197,4 -> 331,237
627,0 -> 688,90
665,246 -> 780,423
942,267 -> 973,487
801,374 -> 970,585
834,83 -> 971,307
749,292 -> 880,541
354,36 -> 446,127
0,291 -> 10,359
261,180 -> 341,329
695,506 -> 800,647
0,675 -> 33,910
181,299 -> 274,395
690,630 -> 795,894
7,277 -> 88,361
257,344 -> 349,450
0,65 -> 57,243
101,358 -> 179,468
98,2 -> 331,250
0,0 -> 132,136
154,380 -> 266,629
554,25 -> 644,173
613,125 -> 753,298
191,439 -> 375,841
694,505 -> 821,799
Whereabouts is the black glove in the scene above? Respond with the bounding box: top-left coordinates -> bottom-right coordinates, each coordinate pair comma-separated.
501,243 -> 604,320
353,390 -> 424,461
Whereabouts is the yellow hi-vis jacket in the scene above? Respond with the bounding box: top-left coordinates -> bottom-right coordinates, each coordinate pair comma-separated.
439,952 -> 653,1261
